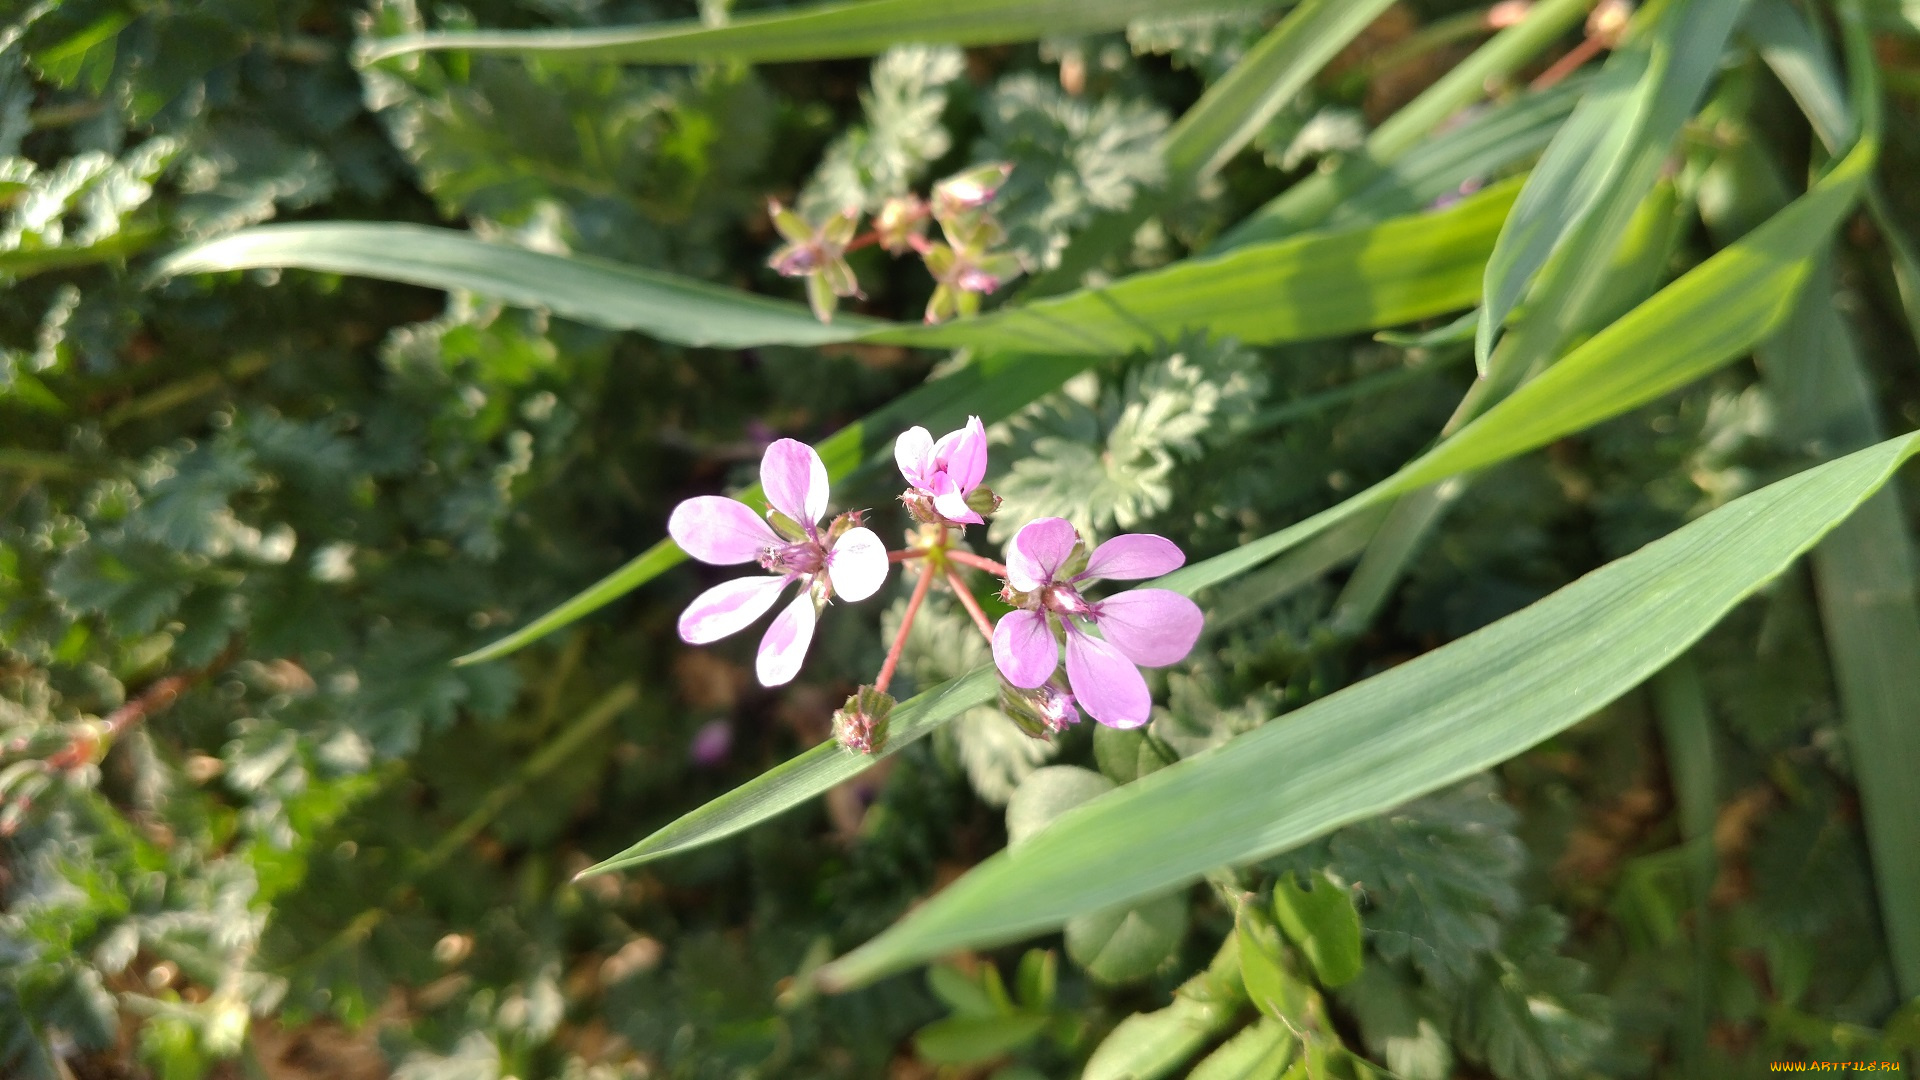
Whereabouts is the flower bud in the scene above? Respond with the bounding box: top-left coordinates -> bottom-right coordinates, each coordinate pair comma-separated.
874,194 -> 929,254
998,677 -> 1080,738
767,509 -> 810,542
964,484 -> 1002,519
834,685 -> 896,754
900,489 -> 941,524
934,162 -> 1014,217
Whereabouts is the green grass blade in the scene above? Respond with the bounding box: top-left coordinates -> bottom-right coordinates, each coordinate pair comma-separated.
1223,0 -> 1590,248
454,352 -> 1092,665
155,222 -> 873,349
1022,0 -> 1398,297
161,181 -> 1510,358
1159,0 -> 1397,184
892,180 -> 1514,355
357,0 -> 1278,65
577,668 -> 998,877
1475,0 -> 1745,376
1159,113 -> 1875,598
1321,77 -> 1587,230
1701,17 -> 1920,992
1746,0 -> 1920,350
814,431 -> 1920,989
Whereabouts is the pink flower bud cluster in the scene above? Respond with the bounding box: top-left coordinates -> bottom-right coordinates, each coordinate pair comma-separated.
765,163 -> 1024,325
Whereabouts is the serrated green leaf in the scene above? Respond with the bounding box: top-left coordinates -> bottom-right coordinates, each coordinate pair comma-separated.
359,0 -> 1281,65
1081,939 -> 1247,1080
1188,1018 -> 1296,1080
814,429 -> 1920,987
1271,871 -> 1362,988
1237,900 -> 1312,1023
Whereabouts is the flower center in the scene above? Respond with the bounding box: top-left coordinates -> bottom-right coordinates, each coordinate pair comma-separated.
1041,583 -> 1093,618
759,541 -> 824,576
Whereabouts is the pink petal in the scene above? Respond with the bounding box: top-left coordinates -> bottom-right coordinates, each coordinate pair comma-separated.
1005,517 -> 1080,593
756,591 -> 818,686
826,526 -> 888,601
1065,631 -> 1153,729
761,438 -> 829,526
679,574 -> 790,644
669,496 -> 781,565
1081,533 -> 1185,581
1094,589 -> 1203,667
929,474 -> 983,526
992,609 -> 1058,689
894,426 -> 934,488
931,415 -> 989,492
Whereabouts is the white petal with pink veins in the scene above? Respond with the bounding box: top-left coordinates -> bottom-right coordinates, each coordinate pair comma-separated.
761,438 -> 829,525
668,496 -> 780,565
678,575 -> 789,644
756,591 -> 818,686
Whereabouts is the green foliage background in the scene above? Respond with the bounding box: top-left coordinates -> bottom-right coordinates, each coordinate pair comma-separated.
4,0 -> 1920,1077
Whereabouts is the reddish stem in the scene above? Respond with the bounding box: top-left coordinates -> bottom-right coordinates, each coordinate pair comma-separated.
1530,32 -> 1607,90
888,549 -> 924,563
946,549 -> 1009,577
844,231 -> 883,253
946,569 -> 999,645
874,561 -> 937,695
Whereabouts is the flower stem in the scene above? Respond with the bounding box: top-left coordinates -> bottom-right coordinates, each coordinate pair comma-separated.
875,561 -> 937,695
946,568 -> 998,645
888,549 -> 924,563
945,549 -> 1008,577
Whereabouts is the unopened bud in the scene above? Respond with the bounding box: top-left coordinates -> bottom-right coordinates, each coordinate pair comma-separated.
964,485 -> 1002,519
900,489 -> 941,524
999,678 -> 1080,738
934,163 -> 1014,216
1058,537 -> 1089,581
834,686 -> 896,754
1587,0 -> 1631,44
874,194 -> 929,254
767,509 -> 810,542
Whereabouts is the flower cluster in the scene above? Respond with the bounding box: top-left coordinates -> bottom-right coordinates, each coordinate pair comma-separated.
668,416 -> 1202,753
766,163 -> 1023,325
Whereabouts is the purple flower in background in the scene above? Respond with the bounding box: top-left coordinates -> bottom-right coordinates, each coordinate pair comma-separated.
689,720 -> 733,766
669,439 -> 887,686
895,416 -> 996,525
991,518 -> 1203,729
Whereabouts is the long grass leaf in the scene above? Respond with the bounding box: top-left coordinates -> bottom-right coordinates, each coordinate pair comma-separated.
159,183 -> 1510,358
814,430 -> 1920,988
358,0 -> 1278,65
1475,0 -> 1745,376
1223,0 -> 1590,247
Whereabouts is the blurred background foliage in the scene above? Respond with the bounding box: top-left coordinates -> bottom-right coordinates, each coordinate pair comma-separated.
3,0 -> 1920,1077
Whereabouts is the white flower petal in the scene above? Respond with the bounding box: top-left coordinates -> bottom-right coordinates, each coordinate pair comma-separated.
827,527 -> 889,602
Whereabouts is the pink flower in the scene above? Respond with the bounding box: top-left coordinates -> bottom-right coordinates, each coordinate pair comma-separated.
894,416 -> 994,525
991,518 -> 1202,729
669,439 -> 888,687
